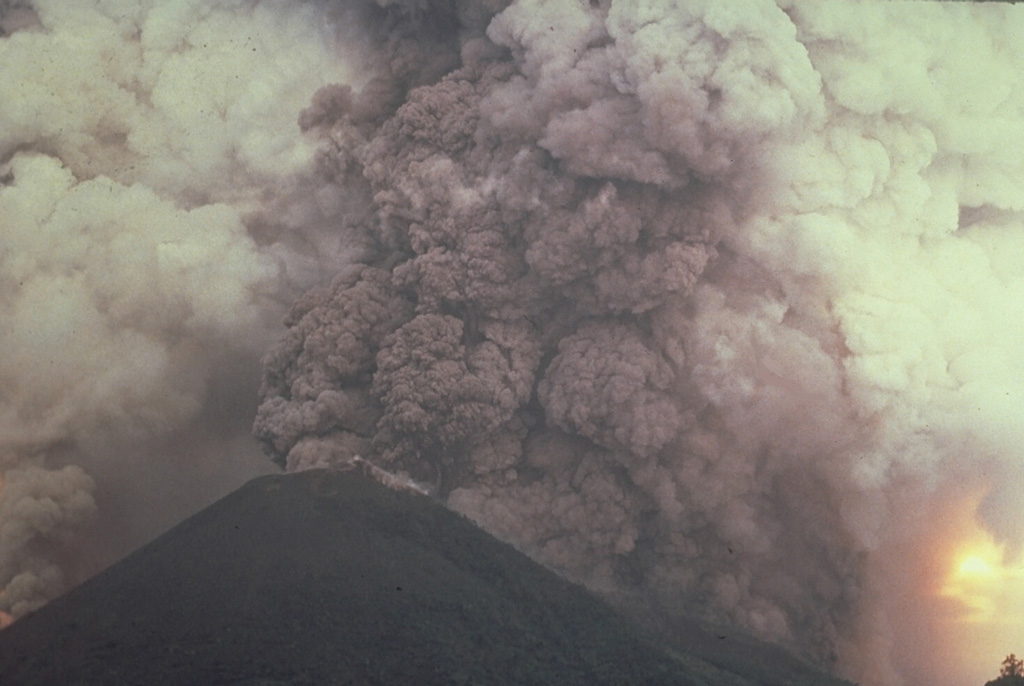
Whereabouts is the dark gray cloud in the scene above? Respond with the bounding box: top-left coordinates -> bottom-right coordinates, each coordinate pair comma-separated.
5,3 -> 1024,686
255,3 -> 1024,686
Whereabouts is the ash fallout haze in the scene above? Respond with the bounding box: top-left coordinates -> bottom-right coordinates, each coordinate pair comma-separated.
2,1 -> 1024,686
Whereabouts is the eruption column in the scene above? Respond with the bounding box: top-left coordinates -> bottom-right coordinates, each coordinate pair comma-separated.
255,2 -> 1024,686
3,2 -> 1024,686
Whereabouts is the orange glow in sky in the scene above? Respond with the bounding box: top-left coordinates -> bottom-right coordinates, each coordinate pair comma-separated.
941,538 -> 1004,624
933,512 -> 1024,686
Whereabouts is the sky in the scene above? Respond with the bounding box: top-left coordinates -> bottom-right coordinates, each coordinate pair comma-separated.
3,2 -> 1024,686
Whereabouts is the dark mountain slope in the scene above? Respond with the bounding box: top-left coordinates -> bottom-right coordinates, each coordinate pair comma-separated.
0,466 -> 852,686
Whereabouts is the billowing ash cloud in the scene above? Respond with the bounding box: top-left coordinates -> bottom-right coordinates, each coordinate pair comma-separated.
0,466 -> 95,623
255,2 -> 1024,686
0,0 -> 392,619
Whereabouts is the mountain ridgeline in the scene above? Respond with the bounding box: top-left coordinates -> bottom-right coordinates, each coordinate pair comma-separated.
0,466 -> 854,686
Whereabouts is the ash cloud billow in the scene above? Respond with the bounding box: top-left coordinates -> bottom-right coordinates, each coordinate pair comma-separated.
254,2 -> 1024,686
3,2 -> 1024,686
0,0 -> 381,621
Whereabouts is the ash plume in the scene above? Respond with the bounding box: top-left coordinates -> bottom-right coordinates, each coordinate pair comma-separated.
0,0 -> 396,620
255,2 -> 1024,686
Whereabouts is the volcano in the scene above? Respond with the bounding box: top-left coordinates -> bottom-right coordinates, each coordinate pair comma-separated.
0,465 -> 852,685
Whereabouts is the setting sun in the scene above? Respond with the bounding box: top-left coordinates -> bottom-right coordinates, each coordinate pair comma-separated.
954,543 -> 1003,584
926,511 -> 1024,686
939,535 -> 1008,625
958,555 -> 996,579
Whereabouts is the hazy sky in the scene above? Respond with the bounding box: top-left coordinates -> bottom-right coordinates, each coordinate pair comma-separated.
3,3 -> 1024,686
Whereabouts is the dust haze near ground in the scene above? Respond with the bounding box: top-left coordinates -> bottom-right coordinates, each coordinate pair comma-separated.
3,3 -> 1024,686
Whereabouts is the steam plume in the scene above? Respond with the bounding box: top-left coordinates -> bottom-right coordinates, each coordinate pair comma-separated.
254,2 -> 1024,686
4,2 -> 1024,685
0,0 -> 373,617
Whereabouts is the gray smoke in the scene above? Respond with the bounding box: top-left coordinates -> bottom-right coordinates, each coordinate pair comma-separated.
0,0 -> 384,622
254,3 -> 1024,686
3,2 -> 1024,686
